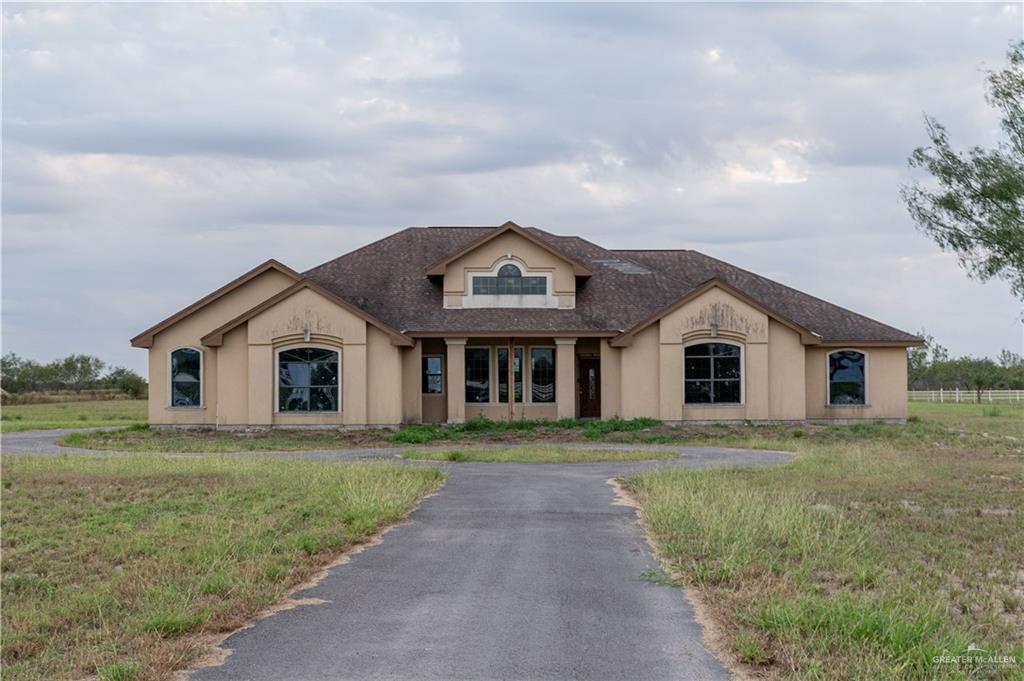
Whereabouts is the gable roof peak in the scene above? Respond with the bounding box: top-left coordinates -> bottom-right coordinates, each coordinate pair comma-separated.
423,220 -> 593,277
130,259 -> 301,348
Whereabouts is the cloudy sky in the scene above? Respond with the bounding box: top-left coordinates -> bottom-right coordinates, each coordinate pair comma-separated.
3,2 -> 1022,373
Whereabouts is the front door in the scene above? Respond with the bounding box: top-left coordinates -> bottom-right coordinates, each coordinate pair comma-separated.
578,356 -> 601,418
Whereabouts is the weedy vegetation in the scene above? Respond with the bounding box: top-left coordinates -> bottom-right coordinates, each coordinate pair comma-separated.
622,403 -> 1024,679
1,456 -> 443,681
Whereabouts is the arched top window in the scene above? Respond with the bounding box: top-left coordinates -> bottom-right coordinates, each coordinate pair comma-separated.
472,262 -> 547,295
278,346 -> 340,412
828,350 -> 866,405
170,347 -> 202,407
684,342 -> 741,404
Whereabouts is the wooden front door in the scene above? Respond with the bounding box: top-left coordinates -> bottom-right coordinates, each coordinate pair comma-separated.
578,356 -> 601,418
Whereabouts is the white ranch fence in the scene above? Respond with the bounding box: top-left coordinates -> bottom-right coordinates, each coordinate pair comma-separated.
908,389 -> 1024,404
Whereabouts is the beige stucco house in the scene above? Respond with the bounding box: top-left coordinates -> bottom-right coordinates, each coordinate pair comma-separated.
131,222 -> 922,428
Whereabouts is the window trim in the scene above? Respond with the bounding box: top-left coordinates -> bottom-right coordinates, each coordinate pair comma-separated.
422,354 -> 445,396
528,345 -> 557,405
464,345 -> 494,404
274,343 -> 342,415
462,344 -> 560,406
461,259 -> 558,310
497,345 -> 526,404
472,263 -> 548,296
167,346 -> 204,409
682,339 -> 745,406
826,348 -> 869,407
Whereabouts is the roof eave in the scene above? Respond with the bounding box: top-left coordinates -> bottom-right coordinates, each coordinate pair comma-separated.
609,278 -> 819,348
129,259 -> 302,348
200,279 -> 414,348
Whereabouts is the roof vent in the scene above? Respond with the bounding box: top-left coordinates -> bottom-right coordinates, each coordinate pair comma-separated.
592,258 -> 652,274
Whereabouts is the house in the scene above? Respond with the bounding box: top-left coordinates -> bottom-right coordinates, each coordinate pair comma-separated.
131,221 -> 922,428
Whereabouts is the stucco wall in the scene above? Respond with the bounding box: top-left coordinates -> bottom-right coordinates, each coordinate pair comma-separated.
215,326 -> 249,426
619,325 -> 661,419
366,326 -> 403,425
659,286 -> 769,421
599,339 -> 621,419
144,261 -> 910,428
608,286 -> 906,422
148,268 -> 294,426
442,231 -> 576,308
805,346 -> 908,420
768,320 -> 806,420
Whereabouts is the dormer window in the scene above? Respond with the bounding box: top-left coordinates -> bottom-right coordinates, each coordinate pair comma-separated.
472,264 -> 547,295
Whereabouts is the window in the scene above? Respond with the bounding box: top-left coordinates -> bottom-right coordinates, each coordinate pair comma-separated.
170,348 -> 202,407
530,348 -> 556,403
829,350 -> 866,405
465,348 -> 491,403
497,347 -> 523,403
684,343 -> 741,404
278,347 -> 339,412
422,356 -> 444,394
472,264 -> 547,295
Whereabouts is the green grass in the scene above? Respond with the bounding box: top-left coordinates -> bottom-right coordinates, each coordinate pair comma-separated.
1,399 -> 147,432
908,400 -> 1024,438
0,455 -> 443,681
401,446 -> 674,463
623,409 -> 1024,679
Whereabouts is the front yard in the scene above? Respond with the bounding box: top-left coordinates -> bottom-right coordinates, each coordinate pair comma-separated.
0,456 -> 443,681
4,402 -> 1022,679
624,409 -> 1024,679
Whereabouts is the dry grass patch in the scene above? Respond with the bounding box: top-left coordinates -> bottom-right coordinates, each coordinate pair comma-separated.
623,414 -> 1024,679
1,455 -> 443,681
60,425 -> 391,452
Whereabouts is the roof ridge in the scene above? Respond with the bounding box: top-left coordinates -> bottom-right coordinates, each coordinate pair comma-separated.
687,250 -> 920,339
611,248 -> 693,253
304,226 -> 420,275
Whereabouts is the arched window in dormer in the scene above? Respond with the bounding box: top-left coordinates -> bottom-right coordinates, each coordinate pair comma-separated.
473,263 -> 547,295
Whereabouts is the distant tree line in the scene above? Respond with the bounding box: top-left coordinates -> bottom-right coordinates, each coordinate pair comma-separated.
908,332 -> 1024,395
0,353 -> 147,398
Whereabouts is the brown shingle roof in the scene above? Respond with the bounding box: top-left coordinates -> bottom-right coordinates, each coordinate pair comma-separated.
303,225 -> 921,345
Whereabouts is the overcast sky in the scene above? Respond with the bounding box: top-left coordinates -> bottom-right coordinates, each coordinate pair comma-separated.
3,2 -> 1022,373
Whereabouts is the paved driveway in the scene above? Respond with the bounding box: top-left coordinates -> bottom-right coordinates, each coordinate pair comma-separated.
2,430 -> 789,680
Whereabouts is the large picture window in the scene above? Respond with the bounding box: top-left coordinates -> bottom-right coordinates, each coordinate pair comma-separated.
472,264 -> 547,295
684,343 -> 741,404
497,347 -> 524,403
829,350 -> 866,405
465,348 -> 491,403
170,347 -> 202,407
278,347 -> 339,412
530,348 -> 555,403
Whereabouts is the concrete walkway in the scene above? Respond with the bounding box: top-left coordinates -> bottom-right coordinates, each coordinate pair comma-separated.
3,429 -> 790,681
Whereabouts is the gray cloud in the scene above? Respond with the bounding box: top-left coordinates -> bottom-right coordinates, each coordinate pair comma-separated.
3,2 -> 1022,372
